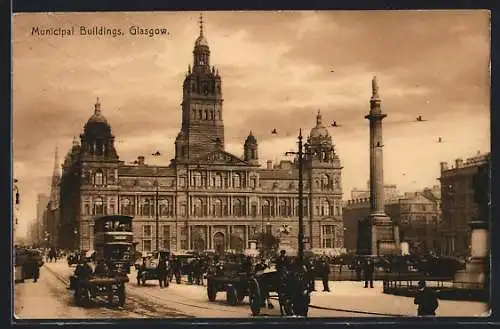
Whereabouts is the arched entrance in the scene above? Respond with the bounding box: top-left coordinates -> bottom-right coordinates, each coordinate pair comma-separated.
213,232 -> 225,255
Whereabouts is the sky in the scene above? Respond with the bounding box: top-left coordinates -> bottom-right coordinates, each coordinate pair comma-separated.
12,10 -> 491,238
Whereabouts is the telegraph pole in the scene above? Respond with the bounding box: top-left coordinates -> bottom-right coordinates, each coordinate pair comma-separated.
155,179 -> 160,251
286,129 -> 305,262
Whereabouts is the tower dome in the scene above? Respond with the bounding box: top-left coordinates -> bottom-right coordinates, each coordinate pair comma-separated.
309,110 -> 330,139
244,131 -> 257,145
83,97 -> 112,138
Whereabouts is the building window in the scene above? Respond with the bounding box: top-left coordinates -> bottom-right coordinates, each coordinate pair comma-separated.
193,198 -> 203,217
233,173 -> 241,188
321,174 -> 330,189
266,224 -> 272,234
213,173 -> 223,188
143,225 -> 152,237
162,225 -> 170,249
213,199 -> 223,217
262,200 -> 271,217
109,203 -> 115,215
279,200 -> 291,217
141,198 -> 154,217
233,199 -> 244,217
121,197 -> 134,216
180,202 -> 186,217
94,170 -> 104,186
179,176 -> 186,187
191,171 -> 202,187
250,177 -> 257,189
322,200 -> 331,216
83,203 -> 90,215
142,240 -> 152,252
159,199 -> 172,217
251,202 -> 258,217
322,225 -> 335,248
94,197 -> 104,215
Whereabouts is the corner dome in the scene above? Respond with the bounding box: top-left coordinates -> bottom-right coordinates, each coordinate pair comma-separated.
195,35 -> 209,47
245,131 -> 257,145
83,98 -> 112,137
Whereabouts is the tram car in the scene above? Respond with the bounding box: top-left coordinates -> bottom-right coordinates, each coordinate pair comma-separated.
70,215 -> 133,307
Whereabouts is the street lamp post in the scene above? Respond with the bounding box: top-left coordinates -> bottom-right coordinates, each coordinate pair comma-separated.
286,129 -> 305,263
155,179 -> 160,251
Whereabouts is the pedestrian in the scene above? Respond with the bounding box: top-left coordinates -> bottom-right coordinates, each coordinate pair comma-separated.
157,257 -> 169,288
414,280 -> 439,316
306,258 -> 316,292
137,257 -> 146,285
320,256 -> 330,292
363,257 -> 374,288
276,250 -> 288,272
172,256 -> 182,284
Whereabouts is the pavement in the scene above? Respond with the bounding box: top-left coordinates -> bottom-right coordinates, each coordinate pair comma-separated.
37,261 -> 489,318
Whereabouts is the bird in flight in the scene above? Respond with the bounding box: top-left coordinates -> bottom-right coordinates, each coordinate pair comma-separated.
152,151 -> 161,156
416,115 -> 426,122
331,121 -> 341,127
330,70 -> 335,73
437,137 -> 443,143
271,128 -> 278,134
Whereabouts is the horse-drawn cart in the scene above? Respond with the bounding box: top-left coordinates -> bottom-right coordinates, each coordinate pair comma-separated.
206,261 -> 250,305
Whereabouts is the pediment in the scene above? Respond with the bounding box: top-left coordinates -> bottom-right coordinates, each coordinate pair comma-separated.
201,150 -> 249,166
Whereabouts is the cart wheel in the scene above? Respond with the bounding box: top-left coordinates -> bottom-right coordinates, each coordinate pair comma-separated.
207,280 -> 217,302
226,285 -> 238,306
249,278 -> 261,316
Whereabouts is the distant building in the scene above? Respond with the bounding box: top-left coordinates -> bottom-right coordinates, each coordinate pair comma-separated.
343,187 -> 441,254
44,148 -> 61,248
351,182 -> 401,203
57,18 -> 345,253
438,152 -> 490,257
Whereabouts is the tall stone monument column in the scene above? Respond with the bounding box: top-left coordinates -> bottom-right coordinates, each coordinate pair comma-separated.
358,77 -> 400,256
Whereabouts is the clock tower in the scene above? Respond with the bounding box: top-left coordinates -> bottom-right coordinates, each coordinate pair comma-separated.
175,14 -> 224,162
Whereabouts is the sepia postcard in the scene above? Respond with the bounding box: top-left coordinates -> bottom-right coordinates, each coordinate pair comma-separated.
12,10 -> 491,320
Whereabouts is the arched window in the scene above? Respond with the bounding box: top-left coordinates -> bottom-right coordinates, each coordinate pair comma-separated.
141,199 -> 154,217
315,179 -> 320,189
94,197 -> 104,215
322,200 -> 330,216
322,174 -> 330,189
121,197 -> 133,216
213,199 -> 222,217
191,171 -> 202,187
198,110 -> 203,119
233,173 -> 241,188
262,200 -> 271,217
160,199 -> 171,217
233,199 -> 243,217
213,173 -> 222,188
193,198 -> 203,217
204,110 -> 208,120
210,110 -> 214,120
279,200 -> 288,217
94,170 -> 104,186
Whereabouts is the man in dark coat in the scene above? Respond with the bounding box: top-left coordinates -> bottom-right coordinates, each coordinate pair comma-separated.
276,250 -> 288,272
363,257 -> 375,288
157,257 -> 169,288
320,256 -> 330,292
414,280 -> 439,316
171,256 -> 182,284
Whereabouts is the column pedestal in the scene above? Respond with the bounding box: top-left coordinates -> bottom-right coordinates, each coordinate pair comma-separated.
358,213 -> 400,256
454,220 -> 489,290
